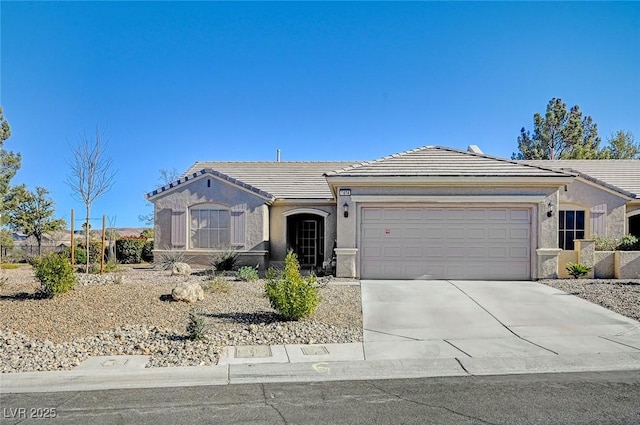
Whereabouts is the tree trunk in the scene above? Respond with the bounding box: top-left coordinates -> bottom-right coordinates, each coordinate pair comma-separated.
86,205 -> 90,274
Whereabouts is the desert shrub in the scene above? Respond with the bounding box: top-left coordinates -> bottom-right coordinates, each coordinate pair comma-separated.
155,249 -> 187,270
142,240 -> 154,263
203,276 -> 231,293
115,237 -> 146,264
62,246 -> 87,265
210,249 -> 238,272
186,310 -> 206,341
237,265 -> 259,282
103,257 -> 121,273
31,252 -> 76,297
265,251 -> 320,321
618,234 -> 640,251
566,262 -> 592,279
594,236 -> 618,251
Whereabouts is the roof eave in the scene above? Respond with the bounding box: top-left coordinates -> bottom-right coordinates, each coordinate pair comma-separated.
146,169 -> 276,203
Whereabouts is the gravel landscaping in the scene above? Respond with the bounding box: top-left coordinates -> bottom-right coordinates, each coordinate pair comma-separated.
541,278 -> 640,322
2,265 -> 639,375
0,265 -> 362,373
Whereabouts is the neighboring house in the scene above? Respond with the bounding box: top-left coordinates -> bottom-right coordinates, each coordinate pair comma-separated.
146,146 -> 639,280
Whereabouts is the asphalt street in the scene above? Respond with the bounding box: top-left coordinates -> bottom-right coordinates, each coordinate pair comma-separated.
2,371 -> 640,425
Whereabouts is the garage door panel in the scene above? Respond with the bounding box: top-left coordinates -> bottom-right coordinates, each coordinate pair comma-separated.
510,210 -> 530,221
510,228 -> 529,239
361,207 -> 531,280
468,227 -> 487,239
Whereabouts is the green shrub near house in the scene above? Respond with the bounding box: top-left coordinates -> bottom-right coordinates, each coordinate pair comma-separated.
265,251 -> 320,321
31,252 -> 76,297
566,262 -> 592,279
618,235 -> 640,251
237,265 -> 259,282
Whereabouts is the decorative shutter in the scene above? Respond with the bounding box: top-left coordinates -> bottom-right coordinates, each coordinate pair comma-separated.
231,204 -> 246,248
590,204 -> 607,237
171,209 -> 186,248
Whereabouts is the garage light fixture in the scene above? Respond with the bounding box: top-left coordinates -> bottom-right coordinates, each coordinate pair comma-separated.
343,202 -> 349,218
547,201 -> 555,217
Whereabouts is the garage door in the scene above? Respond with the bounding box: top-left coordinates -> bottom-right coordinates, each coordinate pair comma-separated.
361,207 -> 531,280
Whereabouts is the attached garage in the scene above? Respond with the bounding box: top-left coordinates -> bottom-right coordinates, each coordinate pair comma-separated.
360,207 -> 532,280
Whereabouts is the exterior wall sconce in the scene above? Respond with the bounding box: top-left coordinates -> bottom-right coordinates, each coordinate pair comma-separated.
547,201 -> 555,217
343,202 -> 349,218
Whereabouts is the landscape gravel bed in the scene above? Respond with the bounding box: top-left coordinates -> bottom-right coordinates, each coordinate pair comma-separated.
541,278 -> 640,322
0,266 -> 362,373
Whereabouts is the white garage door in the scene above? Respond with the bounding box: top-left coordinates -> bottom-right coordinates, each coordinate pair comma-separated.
361,207 -> 531,280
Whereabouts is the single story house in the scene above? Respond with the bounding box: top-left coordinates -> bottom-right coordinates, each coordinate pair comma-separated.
146,146 -> 639,280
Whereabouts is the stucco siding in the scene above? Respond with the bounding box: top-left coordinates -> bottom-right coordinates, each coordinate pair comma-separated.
559,179 -> 628,238
269,203 -> 337,263
152,175 -> 269,252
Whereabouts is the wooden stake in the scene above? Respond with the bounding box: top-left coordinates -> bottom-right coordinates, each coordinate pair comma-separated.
70,209 -> 75,265
101,215 -> 106,275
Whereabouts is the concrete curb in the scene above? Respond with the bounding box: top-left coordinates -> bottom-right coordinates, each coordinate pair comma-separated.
3,353 -> 640,394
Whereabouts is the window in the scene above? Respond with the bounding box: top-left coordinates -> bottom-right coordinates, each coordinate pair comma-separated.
559,210 -> 585,250
190,207 -> 230,248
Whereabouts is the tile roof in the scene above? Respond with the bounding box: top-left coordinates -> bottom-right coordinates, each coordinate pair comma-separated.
327,146 -> 574,178
520,160 -> 640,198
180,161 -> 359,199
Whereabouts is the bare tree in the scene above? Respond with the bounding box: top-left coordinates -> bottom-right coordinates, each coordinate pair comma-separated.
65,127 -> 116,272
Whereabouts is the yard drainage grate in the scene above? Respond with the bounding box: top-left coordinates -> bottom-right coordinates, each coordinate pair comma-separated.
301,346 -> 329,356
235,345 -> 273,358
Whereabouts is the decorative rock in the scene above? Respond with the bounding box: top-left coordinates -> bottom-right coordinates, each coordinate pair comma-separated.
171,282 -> 204,303
172,262 -> 192,276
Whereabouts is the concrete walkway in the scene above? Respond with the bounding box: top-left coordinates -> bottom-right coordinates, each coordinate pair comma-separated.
2,280 -> 640,394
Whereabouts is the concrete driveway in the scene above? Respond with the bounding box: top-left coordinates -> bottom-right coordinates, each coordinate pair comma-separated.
362,280 -> 640,361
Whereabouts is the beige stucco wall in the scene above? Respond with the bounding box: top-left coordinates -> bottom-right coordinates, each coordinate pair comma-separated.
333,184 -> 562,279
269,203 -> 337,265
559,179 -> 628,238
151,174 -> 270,255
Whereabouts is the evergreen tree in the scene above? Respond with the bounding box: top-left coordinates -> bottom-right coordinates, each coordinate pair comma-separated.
0,107 -> 21,212
512,98 -> 602,160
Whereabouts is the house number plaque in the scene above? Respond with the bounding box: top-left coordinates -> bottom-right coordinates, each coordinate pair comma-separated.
339,189 -> 351,196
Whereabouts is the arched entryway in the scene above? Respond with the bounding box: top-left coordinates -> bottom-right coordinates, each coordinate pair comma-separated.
629,211 -> 640,238
286,213 -> 326,269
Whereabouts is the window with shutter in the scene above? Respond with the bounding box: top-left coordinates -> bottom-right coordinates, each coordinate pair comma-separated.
231,205 -> 246,248
171,210 -> 186,248
590,204 -> 607,237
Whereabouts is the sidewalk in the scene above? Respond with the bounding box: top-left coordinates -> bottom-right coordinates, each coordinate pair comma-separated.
3,341 -> 640,394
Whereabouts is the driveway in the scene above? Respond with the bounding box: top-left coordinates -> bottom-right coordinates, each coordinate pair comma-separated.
361,280 -> 640,361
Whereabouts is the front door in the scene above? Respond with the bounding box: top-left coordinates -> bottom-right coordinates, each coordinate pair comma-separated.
287,214 -> 325,268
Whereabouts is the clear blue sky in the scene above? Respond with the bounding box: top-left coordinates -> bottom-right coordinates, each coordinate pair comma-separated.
2,1 -> 639,228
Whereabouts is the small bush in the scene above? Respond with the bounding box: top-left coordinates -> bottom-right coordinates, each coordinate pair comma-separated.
186,310 -> 206,341
155,249 -> 187,270
203,276 -> 231,293
31,252 -> 76,297
1,263 -> 20,270
594,236 -> 618,251
103,257 -> 121,273
142,240 -> 154,263
237,266 -> 259,282
265,251 -> 320,321
618,234 -> 640,251
566,262 -> 592,279
211,249 -> 238,272
63,246 -> 87,265
116,238 -> 146,264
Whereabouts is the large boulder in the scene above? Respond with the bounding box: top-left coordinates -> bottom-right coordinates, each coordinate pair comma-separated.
171,282 -> 204,303
172,262 -> 192,276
